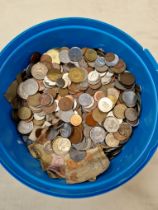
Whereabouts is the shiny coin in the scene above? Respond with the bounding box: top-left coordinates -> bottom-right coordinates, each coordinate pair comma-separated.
31,62 -> 48,80
69,148 -> 86,162
118,122 -> 132,138
104,117 -> 120,132
59,49 -> 71,63
43,76 -> 56,86
122,90 -> 137,107
105,133 -> 120,147
68,67 -> 85,83
125,108 -> 138,121
58,110 -> 74,123
88,70 -> 100,85
90,126 -> 106,144
101,75 -> 112,85
78,93 -> 93,107
85,48 -> 97,62
68,47 -> 82,62
45,49 -> 60,64
17,84 -> 28,100
113,104 -> 127,119
58,97 -> 74,111
18,107 -> 32,120
60,123 -> 72,138
119,72 -> 135,87
22,78 -> 39,96
98,97 -> 113,113
105,53 -> 119,66
111,59 -> 126,74
17,120 -> 33,134
70,114 -> 82,126
52,137 -> 71,156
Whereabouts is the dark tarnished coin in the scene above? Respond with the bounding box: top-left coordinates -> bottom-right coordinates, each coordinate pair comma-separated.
69,148 -> 86,162
119,72 -> 135,87
68,47 -> 82,62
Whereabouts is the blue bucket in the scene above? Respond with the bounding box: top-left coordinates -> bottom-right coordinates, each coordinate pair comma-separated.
0,17 -> 158,198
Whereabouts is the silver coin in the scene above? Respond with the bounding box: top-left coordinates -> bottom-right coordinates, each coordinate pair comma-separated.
59,49 -> 71,63
68,47 -> 82,62
79,79 -> 89,90
90,126 -> 106,144
17,121 -> 33,134
47,128 -> 59,140
69,148 -> 86,162
22,78 -> 38,96
104,117 -> 120,132
78,93 -> 93,107
58,110 -> 74,122
95,56 -> 106,67
60,123 -> 72,138
122,90 -> 137,107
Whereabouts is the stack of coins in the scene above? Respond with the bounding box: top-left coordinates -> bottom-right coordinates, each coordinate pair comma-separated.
5,46 -> 141,184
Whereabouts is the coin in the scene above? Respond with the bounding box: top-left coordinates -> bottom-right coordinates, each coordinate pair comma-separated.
78,93 -> 93,107
98,97 -> 113,113
60,123 -> 73,138
47,69 -> 62,82
68,67 -> 85,83
85,112 -> 97,127
52,137 -> 71,156
113,104 -> 127,119
27,93 -> 41,107
40,54 -> 52,63
17,120 -> 33,134
69,148 -> 86,162
88,70 -> 100,85
45,49 -> 60,64
85,48 -> 97,62
58,110 -> 74,123
103,117 -> 120,132
31,62 -> 48,80
105,133 -> 120,147
92,108 -> 107,124
122,90 -> 137,107
56,78 -> 65,88
22,78 -> 39,96
30,52 -> 41,64
58,97 -> 73,111
68,47 -> 82,62
59,49 -> 71,63
47,127 -> 59,140
94,91 -> 105,101
40,93 -> 53,106
119,72 -> 135,87
18,107 -> 32,120
105,53 -> 119,67
70,114 -> 82,126
125,108 -> 138,121
90,126 -> 106,144
118,122 -> 132,138
111,59 -> 126,74
113,131 -> 127,142
95,56 -> 106,67
69,125 -> 83,144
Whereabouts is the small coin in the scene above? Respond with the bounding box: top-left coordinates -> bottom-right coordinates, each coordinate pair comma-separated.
118,122 -> 132,138
27,93 -> 41,107
70,114 -> 82,126
90,126 -> 106,144
52,136 -> 71,156
85,112 -> 97,127
88,70 -> 100,85
101,76 -> 112,85
103,117 -> 120,132
125,108 -> 138,121
98,97 -> 113,113
17,120 -> 33,134
113,104 -> 127,119
105,53 -> 119,66
18,107 -> 32,120
59,49 -> 71,63
94,90 -> 105,101
68,47 -> 82,62
111,59 -> 126,74
58,97 -> 74,111
31,62 -> 48,80
122,90 -> 137,107
22,78 -> 39,96
78,93 -> 93,107
47,127 -> 59,140
85,48 -> 97,62
69,148 -> 86,162
105,133 -> 120,147
60,123 -> 72,138
119,72 -> 135,87
92,108 -> 107,124
45,49 -> 60,64
69,124 -> 83,144
68,67 -> 85,83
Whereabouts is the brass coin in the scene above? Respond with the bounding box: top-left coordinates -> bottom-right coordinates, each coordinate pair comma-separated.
44,87 -> 58,98
113,104 -> 127,119
68,68 -> 85,83
58,97 -> 74,111
59,88 -> 69,96
85,49 -> 97,62
27,93 -> 41,107
18,107 -> 32,120
33,119 -> 44,126
47,69 -> 62,81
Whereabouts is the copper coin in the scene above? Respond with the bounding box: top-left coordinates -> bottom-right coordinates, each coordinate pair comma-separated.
85,112 -> 97,127
105,53 -> 115,62
41,61 -> 53,71
94,90 -> 105,101
119,72 -> 135,86
58,97 -> 73,111
118,122 -> 132,138
70,114 -> 82,126
40,54 -> 52,63
40,93 -> 53,106
69,124 -> 83,144
27,93 -> 41,107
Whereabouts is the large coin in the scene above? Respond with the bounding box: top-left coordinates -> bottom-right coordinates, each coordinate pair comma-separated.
122,90 -> 137,107
68,67 -> 85,83
113,104 -> 127,119
85,48 -> 97,62
58,97 -> 74,111
31,62 -> 48,80
103,117 -> 120,132
22,78 -> 39,96
118,122 -> 132,138
125,108 -> 138,121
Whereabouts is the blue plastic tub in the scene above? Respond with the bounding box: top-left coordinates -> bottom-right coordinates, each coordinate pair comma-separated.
0,17 -> 158,198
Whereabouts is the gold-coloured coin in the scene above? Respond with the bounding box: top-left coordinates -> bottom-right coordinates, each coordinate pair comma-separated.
18,107 -> 32,120
27,93 -> 41,107
85,48 -> 97,62
68,68 -> 85,83
45,49 -> 60,64
47,69 -> 62,81
113,104 -> 127,119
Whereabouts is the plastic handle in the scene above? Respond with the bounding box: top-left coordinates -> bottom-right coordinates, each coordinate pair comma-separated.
144,49 -> 158,71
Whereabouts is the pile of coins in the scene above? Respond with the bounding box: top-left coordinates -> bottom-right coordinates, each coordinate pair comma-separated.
5,47 -> 141,184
